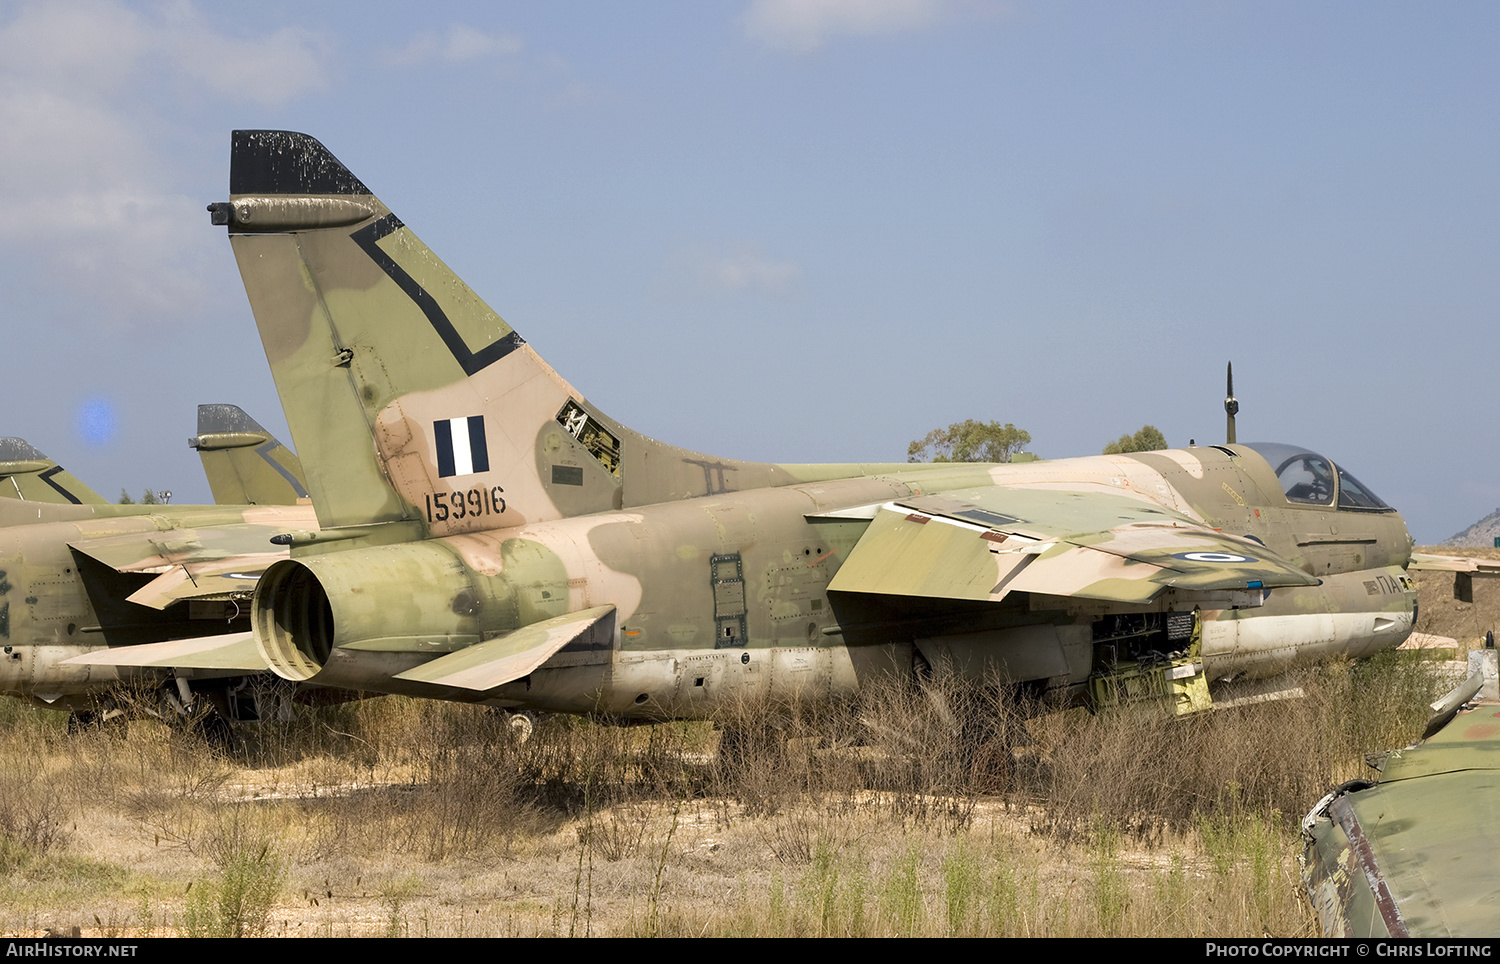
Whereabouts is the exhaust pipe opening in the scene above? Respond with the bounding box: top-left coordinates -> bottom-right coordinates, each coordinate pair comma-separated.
253,560 -> 334,681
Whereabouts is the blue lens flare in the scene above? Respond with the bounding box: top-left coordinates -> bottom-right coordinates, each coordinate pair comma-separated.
76,398 -> 118,447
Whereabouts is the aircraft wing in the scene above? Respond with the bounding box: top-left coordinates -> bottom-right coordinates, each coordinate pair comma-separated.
390,606 -> 616,691
826,483 -> 1318,605
67,522 -> 287,609
61,632 -> 268,671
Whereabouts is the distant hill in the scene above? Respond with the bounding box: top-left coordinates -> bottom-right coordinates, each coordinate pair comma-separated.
1445,507 -> 1500,547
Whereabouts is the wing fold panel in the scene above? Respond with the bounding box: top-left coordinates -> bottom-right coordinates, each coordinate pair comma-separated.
829,486 -> 1317,606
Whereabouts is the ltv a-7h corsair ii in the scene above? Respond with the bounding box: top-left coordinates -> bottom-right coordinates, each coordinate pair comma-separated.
208,130 -> 1417,721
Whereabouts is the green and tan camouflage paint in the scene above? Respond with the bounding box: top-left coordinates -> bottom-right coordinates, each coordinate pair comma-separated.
190,403 -> 309,506
217,131 -> 1417,721
1302,664 -> 1500,938
0,478 -> 309,709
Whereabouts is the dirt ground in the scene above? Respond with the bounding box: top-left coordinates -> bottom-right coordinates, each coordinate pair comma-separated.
1411,545 -> 1500,645
3,547 -> 1491,939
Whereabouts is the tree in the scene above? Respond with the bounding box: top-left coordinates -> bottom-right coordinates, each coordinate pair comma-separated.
907,420 -> 1032,463
117,488 -> 161,505
1102,425 -> 1167,455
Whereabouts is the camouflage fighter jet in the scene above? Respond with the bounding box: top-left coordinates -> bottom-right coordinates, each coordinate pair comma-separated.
210,130 -> 1418,723
0,409 -> 310,724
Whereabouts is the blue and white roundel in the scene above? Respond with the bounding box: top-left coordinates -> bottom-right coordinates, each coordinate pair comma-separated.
1173,551 -> 1257,564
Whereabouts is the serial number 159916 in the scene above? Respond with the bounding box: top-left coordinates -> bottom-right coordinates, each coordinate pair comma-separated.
425,486 -> 506,523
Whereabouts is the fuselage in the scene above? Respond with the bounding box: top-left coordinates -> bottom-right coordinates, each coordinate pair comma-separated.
252,443 -> 1416,719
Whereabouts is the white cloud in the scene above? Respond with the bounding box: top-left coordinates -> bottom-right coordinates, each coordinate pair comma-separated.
0,0 -> 327,106
699,244 -> 803,296
164,21 -> 329,107
388,23 -> 522,67
0,0 -> 150,94
741,0 -> 964,53
0,0 -> 330,330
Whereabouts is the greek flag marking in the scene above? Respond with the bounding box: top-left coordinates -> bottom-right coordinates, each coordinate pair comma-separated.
435,416 -> 489,478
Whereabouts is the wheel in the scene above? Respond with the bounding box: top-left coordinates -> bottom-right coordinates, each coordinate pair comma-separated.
505,710 -> 536,744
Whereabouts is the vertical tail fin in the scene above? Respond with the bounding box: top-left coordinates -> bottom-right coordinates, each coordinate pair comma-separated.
189,404 -> 308,506
216,131 -> 790,536
0,438 -> 107,504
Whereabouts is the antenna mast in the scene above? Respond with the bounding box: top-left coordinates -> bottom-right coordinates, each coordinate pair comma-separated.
1225,362 -> 1238,445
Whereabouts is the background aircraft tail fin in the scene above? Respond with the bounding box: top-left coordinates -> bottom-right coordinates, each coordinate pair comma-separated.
0,438 -> 107,505
218,130 -> 786,535
189,404 -> 308,506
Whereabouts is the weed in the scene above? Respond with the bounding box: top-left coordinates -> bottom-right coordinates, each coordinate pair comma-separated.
942,838 -> 983,935
179,839 -> 286,938
0,774 -> 71,861
642,797 -> 682,938
0,640 -> 1458,937
1089,823 -> 1129,935
984,840 -> 1024,936
878,845 -> 924,936
379,873 -> 423,938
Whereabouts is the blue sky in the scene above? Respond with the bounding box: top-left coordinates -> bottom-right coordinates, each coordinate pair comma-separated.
2,0 -> 1495,542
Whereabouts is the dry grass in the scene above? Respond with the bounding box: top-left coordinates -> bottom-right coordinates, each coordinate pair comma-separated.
0,644 -> 1454,938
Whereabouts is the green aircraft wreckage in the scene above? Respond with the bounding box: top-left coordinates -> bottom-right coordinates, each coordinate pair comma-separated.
1301,650 -> 1500,937
0,406 -> 308,725
149,129 -> 1416,725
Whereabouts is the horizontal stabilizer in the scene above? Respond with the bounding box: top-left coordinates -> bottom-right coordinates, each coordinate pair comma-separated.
124,560 -> 274,610
393,605 -> 615,691
62,632 -> 267,671
68,521 -> 294,608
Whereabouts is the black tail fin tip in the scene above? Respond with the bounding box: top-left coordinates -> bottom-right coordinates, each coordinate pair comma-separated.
0,438 -> 49,464
195,403 -> 269,439
229,130 -> 370,197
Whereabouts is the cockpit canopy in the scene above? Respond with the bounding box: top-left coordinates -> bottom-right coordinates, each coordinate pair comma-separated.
1243,442 -> 1391,511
